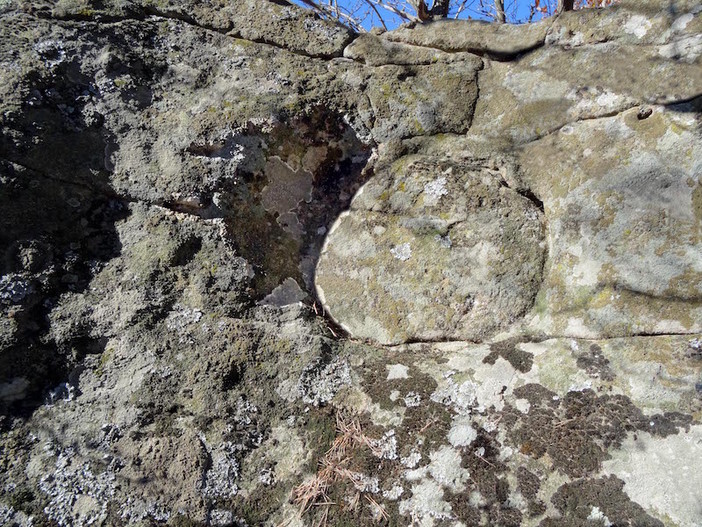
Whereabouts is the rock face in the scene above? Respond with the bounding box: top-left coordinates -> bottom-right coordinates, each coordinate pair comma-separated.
520,106 -> 702,338
316,156 -> 546,344
0,0 -> 700,526
317,0 -> 702,344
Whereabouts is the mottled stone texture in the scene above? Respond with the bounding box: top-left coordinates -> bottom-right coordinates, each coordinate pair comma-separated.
316,156 -> 546,345
0,0 -> 701,526
319,0 -> 702,344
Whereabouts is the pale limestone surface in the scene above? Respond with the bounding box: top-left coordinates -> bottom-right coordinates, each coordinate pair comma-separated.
519,106 -> 702,339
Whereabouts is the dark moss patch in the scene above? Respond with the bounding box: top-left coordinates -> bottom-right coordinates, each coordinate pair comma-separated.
356,355 -> 453,457
0,458 -> 55,527
573,344 -> 615,381
504,389 -> 692,478
460,427 -> 508,501
517,467 -> 547,517
309,496 -> 396,527
646,411 -> 693,437
484,337 -> 537,373
1,483 -> 45,521
360,358 -> 438,412
297,406 -> 338,472
396,400 -> 453,461
233,481 -> 291,527
16,514 -> 58,527
541,475 -> 663,527
451,427 -> 523,525
512,383 -> 559,409
489,505 -> 523,527
448,493 -> 483,526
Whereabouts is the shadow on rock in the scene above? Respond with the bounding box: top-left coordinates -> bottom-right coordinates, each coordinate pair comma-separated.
0,53 -> 129,419
178,106 -> 374,307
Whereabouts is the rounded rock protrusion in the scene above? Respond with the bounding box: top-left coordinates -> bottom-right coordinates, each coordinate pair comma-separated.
314,156 -> 546,345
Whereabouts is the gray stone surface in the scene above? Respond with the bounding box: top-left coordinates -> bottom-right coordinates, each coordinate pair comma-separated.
316,156 -> 546,345
43,0 -> 355,58
0,1 -> 700,526
519,105 -> 702,339
467,0 -> 702,147
344,32 -> 483,66
386,17 -> 552,57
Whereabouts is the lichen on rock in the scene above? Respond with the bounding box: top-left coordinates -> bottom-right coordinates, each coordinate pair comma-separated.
316,156 -> 546,345
0,0 -> 701,525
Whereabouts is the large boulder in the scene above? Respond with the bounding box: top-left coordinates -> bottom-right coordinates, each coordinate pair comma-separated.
316,155 -> 546,345
520,104 -> 702,338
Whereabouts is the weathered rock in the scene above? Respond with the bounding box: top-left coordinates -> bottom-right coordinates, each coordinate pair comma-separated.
316,156 -> 546,345
363,59 -> 482,141
549,0 -> 702,48
36,0 -> 355,58
386,17 -> 552,58
519,104 -> 702,338
344,32 -> 482,66
0,0 -> 701,526
468,0 -> 702,146
332,335 -> 702,527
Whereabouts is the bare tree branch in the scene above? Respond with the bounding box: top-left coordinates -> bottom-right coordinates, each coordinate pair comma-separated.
429,0 -> 451,17
297,0 -> 366,31
411,0 -> 431,20
558,0 -> 574,12
295,0 -> 615,31
494,0 -> 506,21
454,0 -> 470,18
371,0 -> 422,22
362,0 -> 389,29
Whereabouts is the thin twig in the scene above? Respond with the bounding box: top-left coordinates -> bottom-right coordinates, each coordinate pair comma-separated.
365,494 -> 389,520
454,0 -> 470,18
553,417 -> 578,428
362,0 -> 389,30
367,0 -> 420,23
476,453 -> 496,468
418,417 -> 437,433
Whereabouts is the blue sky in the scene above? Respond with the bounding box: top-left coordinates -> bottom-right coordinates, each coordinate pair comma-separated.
290,0 -> 554,30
